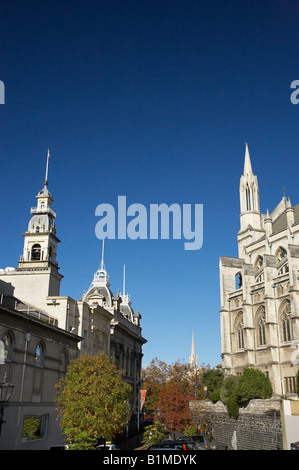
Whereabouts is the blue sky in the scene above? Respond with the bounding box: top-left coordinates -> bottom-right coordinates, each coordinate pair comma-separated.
0,0 -> 298,368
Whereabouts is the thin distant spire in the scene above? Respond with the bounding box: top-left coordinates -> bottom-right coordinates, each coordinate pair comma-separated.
45,149 -> 50,183
243,143 -> 253,175
123,264 -> 126,296
189,331 -> 198,370
100,239 -> 105,270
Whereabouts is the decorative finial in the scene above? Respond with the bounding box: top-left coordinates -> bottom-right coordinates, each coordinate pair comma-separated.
123,264 -> 126,296
45,149 -> 50,184
100,239 -> 105,270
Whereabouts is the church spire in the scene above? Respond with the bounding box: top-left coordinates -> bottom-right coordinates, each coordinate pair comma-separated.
239,143 -> 261,231
243,143 -> 253,175
189,331 -> 198,370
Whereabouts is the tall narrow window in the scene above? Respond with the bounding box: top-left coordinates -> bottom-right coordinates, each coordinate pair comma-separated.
35,343 -> 43,366
236,314 -> 244,350
257,307 -> 266,346
281,301 -> 294,342
2,333 -> 13,360
235,272 -> 242,290
246,184 -> 251,210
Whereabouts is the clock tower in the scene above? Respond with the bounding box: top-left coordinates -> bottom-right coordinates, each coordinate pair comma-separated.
0,151 -> 63,311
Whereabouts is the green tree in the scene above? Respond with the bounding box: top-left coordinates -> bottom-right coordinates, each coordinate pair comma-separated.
237,368 -> 272,404
202,368 -> 224,393
143,422 -> 168,447
202,368 -> 224,402
220,375 -> 240,405
55,352 -> 132,449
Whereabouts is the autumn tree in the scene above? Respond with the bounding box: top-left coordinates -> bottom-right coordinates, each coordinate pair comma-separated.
157,382 -> 192,438
141,358 -> 170,415
55,352 -> 132,449
142,358 -> 207,415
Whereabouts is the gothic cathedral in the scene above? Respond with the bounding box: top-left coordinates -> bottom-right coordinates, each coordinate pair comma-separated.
219,145 -> 299,396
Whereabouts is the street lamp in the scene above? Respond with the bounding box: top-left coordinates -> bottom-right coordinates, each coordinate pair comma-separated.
155,405 -> 161,422
0,373 -> 14,437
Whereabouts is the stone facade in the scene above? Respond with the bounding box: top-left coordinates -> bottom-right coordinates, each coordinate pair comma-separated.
0,295 -> 80,450
190,399 -> 284,450
220,145 -> 299,396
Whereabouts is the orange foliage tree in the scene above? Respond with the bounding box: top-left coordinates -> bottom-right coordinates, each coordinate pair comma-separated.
156,382 -> 192,438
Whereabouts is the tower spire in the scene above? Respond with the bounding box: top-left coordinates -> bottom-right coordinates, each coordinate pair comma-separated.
189,331 -> 198,370
243,143 -> 253,175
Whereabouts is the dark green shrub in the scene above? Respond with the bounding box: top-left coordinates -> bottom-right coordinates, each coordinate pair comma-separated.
237,368 -> 272,404
220,375 -> 240,404
202,368 -> 224,394
226,394 -> 239,419
208,388 -> 220,403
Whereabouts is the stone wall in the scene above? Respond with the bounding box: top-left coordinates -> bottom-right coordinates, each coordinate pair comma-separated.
190,399 -> 283,450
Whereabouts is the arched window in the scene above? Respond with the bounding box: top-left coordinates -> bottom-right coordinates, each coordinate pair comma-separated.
275,247 -> 287,264
256,273 -> 264,283
31,244 -> 41,261
2,332 -> 13,360
35,343 -> 44,366
60,350 -> 68,372
235,272 -> 242,290
278,263 -> 289,276
35,226 -> 40,233
254,256 -> 263,272
236,314 -> 244,350
246,184 -> 251,211
256,307 -> 266,346
280,301 -> 294,342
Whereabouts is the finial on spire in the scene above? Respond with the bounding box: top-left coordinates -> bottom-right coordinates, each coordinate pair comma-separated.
100,239 -> 105,270
123,264 -> 126,296
45,149 -> 50,184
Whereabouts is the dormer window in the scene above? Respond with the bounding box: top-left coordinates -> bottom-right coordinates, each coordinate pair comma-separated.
254,255 -> 263,272
275,247 -> 287,264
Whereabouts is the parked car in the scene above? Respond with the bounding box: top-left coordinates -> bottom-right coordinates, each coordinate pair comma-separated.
49,445 -> 70,450
290,441 -> 299,450
94,444 -> 120,450
147,440 -> 206,450
176,434 -> 216,450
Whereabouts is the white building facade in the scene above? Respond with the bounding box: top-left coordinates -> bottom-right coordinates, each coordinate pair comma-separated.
0,152 -> 146,447
219,145 -> 299,396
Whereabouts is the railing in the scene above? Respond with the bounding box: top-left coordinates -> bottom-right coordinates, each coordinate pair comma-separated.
30,206 -> 56,218
0,295 -> 58,326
